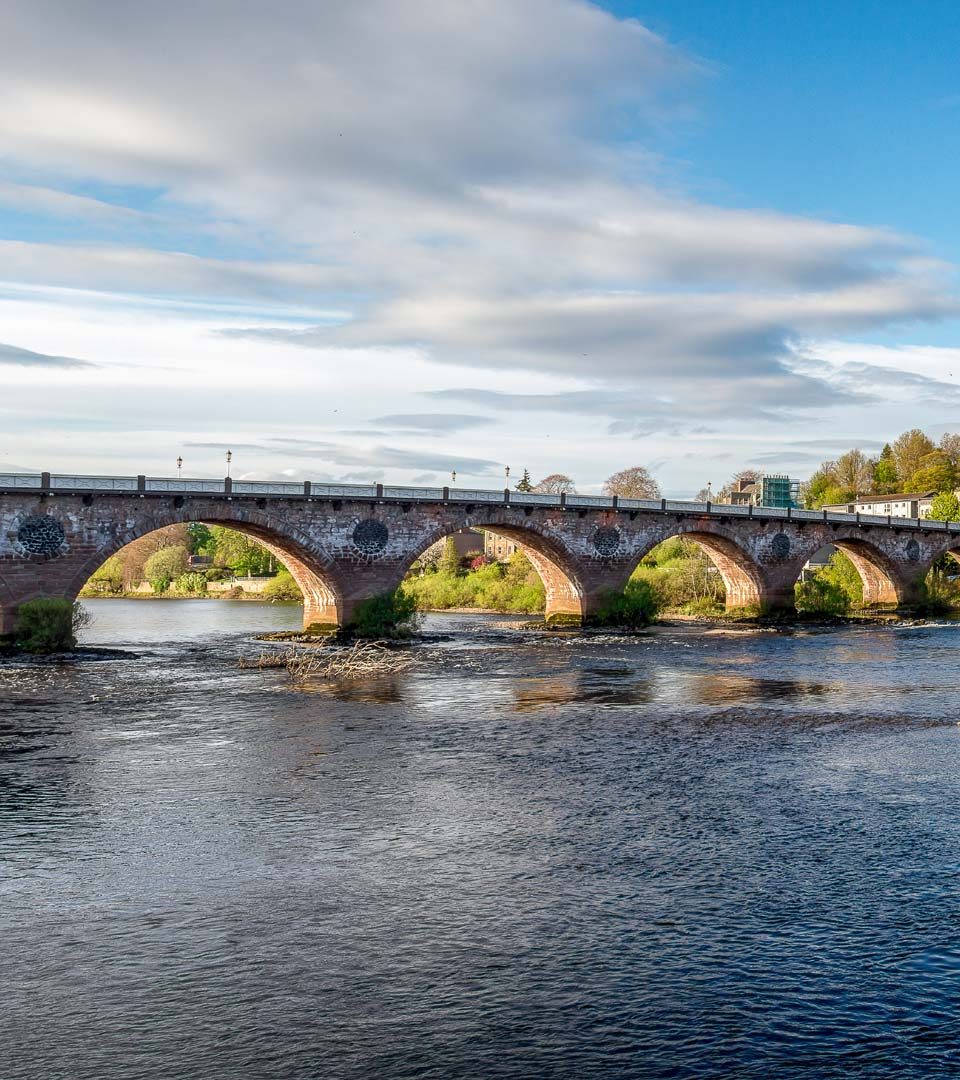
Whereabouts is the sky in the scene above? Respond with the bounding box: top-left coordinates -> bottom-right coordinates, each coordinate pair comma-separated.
2,0 -> 959,496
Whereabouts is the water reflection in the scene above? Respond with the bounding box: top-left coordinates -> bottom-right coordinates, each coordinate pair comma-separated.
512,669 -> 656,710
688,672 -> 836,705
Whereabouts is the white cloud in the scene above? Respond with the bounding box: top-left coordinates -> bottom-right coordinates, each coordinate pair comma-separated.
0,1 -> 957,494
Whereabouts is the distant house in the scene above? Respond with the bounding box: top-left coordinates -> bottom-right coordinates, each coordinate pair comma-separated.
484,530 -> 520,561
727,478 -> 758,506
420,528 -> 485,566
821,492 -> 937,518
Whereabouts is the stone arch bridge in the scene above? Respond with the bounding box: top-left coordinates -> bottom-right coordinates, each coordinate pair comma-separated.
2,471 -> 960,635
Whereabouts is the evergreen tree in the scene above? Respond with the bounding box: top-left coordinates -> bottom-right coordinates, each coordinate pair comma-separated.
515,468 -> 533,492
439,536 -> 462,576
873,444 -> 898,492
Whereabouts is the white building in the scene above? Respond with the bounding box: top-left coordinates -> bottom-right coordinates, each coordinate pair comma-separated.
821,491 -> 937,518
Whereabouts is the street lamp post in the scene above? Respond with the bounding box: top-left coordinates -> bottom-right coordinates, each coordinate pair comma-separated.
177,456 -> 183,480
505,465 -> 510,483
226,450 -> 232,478
451,469 -> 457,485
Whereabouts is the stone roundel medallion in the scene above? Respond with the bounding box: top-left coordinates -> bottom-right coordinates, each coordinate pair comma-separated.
770,532 -> 791,560
592,526 -> 621,556
352,518 -> 389,555
905,538 -> 921,563
18,514 -> 66,556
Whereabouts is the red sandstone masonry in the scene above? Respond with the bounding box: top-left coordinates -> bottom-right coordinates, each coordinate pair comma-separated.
1,491 -> 955,633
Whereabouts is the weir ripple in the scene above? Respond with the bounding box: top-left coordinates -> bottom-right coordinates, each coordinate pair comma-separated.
4,600 -> 960,1078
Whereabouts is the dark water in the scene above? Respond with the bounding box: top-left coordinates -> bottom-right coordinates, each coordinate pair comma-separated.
4,600 -> 960,1079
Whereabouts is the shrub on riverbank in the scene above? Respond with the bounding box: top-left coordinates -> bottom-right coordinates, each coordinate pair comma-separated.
174,572 -> 208,595
795,551 -> 863,616
632,539 -> 726,613
590,579 -> 660,628
401,550 -> 546,613
918,563 -> 960,615
349,591 -> 420,638
15,599 -> 89,653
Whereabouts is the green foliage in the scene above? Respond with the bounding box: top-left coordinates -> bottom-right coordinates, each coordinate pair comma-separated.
909,450 -> 956,494
893,428 -> 936,486
634,538 -> 725,610
210,526 -> 276,576
795,575 -> 851,616
438,536 -> 462,577
83,555 -> 124,595
187,522 -> 214,555
928,492 -> 960,522
401,550 -> 546,613
15,599 -> 89,653
349,590 -> 420,638
590,579 -> 660,628
144,545 -> 189,585
803,465 -> 847,508
151,576 -> 171,595
262,570 -> 303,601
515,468 -> 533,492
918,565 -> 960,615
173,572 -> 208,594
873,444 -> 898,492
795,551 -> 863,616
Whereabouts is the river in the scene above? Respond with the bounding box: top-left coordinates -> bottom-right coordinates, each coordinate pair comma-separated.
3,600 -> 960,1078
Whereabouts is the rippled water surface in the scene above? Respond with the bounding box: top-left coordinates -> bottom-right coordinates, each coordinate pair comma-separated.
4,600 -> 960,1078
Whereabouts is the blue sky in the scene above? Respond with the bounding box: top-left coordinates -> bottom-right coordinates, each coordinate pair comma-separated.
614,1 -> 960,236
1,1 -> 959,494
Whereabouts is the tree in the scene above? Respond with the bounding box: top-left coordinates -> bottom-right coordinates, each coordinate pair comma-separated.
873,444 -> 898,493
210,526 -> 275,576
804,463 -> 850,509
833,448 -> 875,494
602,465 -> 660,500
144,545 -> 189,591
514,469 -> 534,492
893,429 -> 935,487
928,491 -> 960,522
118,523 -> 191,587
187,522 -> 215,556
439,536 -> 462,576
909,450 -> 956,494
795,551 -> 863,616
534,473 -> 576,494
940,432 -> 960,466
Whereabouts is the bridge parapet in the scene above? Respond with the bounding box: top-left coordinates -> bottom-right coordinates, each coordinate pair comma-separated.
2,472 -> 960,533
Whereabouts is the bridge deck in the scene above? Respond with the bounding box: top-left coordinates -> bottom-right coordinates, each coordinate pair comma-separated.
2,472 -> 958,534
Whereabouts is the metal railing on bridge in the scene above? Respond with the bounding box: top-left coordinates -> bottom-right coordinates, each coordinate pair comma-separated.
1,471 -> 959,531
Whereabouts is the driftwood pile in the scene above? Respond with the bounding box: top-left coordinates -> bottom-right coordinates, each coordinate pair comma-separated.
239,639 -> 417,684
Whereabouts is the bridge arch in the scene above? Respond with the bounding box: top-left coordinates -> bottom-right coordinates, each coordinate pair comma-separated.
825,531 -> 927,610
627,525 -> 768,614
397,522 -> 587,624
64,509 -> 346,632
